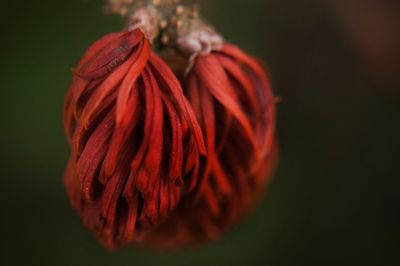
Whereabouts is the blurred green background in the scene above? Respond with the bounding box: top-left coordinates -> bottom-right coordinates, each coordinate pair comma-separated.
1,0 -> 399,265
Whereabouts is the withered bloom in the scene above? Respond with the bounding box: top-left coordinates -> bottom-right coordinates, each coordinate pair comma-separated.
64,0 -> 278,250
143,44 -> 277,247
64,27 -> 206,249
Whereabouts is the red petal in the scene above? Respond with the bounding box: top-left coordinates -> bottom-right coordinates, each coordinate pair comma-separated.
115,38 -> 151,125
149,53 -> 207,156
76,30 -> 143,79
79,47 -> 141,129
76,110 -> 114,201
195,55 -> 257,150
102,83 -> 140,179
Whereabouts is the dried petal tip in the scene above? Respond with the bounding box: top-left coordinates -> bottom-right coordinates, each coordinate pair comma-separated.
177,27 -> 224,56
165,3 -> 225,56
127,7 -> 160,41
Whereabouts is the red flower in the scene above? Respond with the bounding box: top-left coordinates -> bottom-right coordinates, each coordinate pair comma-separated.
64,1 -> 278,251
63,29 -> 206,250
142,44 -> 278,248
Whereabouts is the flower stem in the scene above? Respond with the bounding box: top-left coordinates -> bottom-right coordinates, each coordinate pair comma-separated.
105,0 -> 224,56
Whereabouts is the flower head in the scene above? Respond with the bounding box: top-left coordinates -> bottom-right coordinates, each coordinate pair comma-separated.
64,28 -> 206,250
141,43 -> 278,248
64,0 -> 278,250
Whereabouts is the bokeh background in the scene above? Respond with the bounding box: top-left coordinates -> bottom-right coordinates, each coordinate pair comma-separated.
1,0 -> 399,265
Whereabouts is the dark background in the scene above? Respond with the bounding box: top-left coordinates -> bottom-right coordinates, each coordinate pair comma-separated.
1,0 -> 399,265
